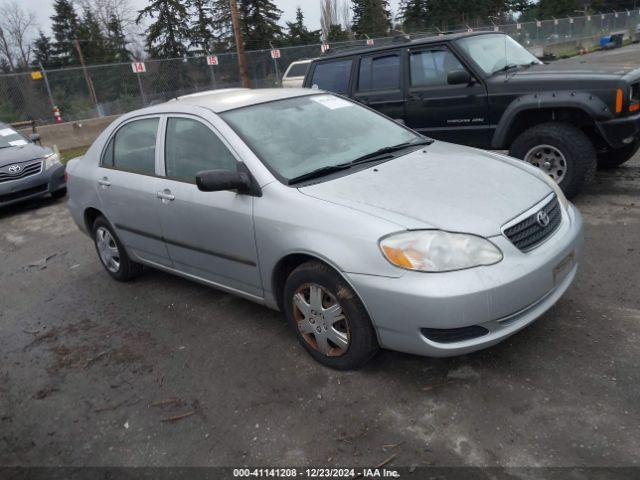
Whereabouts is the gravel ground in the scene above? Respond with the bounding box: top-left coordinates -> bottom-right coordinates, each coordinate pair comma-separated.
1,46 -> 639,470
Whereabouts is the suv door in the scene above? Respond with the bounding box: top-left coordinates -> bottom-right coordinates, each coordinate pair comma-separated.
156,115 -> 262,298
353,51 -> 405,121
404,46 -> 490,148
97,116 -> 170,266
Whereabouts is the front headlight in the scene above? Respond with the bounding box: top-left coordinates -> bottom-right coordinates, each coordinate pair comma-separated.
44,152 -> 61,170
380,230 -> 503,273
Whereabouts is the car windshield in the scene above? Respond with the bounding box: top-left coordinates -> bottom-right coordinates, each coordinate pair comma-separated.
0,126 -> 29,148
285,62 -> 309,78
456,34 -> 541,75
221,94 -> 420,182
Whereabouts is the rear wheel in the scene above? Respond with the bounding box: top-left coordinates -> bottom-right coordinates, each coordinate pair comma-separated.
283,261 -> 379,370
92,216 -> 143,281
597,142 -> 640,170
509,122 -> 597,199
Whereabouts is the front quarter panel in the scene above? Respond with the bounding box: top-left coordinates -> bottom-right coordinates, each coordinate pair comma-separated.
254,182 -> 407,306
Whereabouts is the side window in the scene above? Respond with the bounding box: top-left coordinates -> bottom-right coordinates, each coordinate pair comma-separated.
112,118 -> 159,175
165,117 -> 237,183
310,60 -> 353,94
358,54 -> 400,91
410,49 -> 465,87
101,137 -> 114,167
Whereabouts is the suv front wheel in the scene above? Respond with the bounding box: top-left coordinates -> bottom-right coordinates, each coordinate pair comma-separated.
509,122 -> 597,199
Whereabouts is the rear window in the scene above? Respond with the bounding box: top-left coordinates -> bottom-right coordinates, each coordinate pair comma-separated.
358,54 -> 400,91
310,60 -> 353,94
286,62 -> 309,78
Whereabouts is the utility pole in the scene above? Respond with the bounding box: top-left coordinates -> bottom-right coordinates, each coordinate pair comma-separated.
74,39 -> 99,108
229,0 -> 251,88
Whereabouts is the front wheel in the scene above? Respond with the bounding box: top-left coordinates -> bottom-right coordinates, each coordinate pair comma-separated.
283,261 -> 379,370
509,122 -> 597,199
597,142 -> 639,170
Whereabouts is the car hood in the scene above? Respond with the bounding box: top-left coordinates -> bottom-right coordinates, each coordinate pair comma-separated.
0,143 -> 50,167
299,141 -> 552,237
509,62 -> 637,80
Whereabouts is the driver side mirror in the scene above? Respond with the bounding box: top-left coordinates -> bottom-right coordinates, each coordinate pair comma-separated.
196,169 -> 251,193
447,70 -> 473,85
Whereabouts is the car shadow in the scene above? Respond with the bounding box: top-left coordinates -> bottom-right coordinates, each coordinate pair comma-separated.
0,193 -> 67,220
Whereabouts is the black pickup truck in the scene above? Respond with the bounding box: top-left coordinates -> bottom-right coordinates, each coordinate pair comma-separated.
303,32 -> 640,198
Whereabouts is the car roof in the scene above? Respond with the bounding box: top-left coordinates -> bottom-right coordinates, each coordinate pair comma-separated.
315,30 -> 501,62
169,88 -> 318,113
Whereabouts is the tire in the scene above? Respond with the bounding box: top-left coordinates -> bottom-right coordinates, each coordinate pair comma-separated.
51,187 -> 67,200
509,122 -> 597,199
92,216 -> 143,282
597,142 -> 640,170
283,261 -> 379,370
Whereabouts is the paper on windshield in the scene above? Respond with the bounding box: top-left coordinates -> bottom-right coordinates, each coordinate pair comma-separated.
9,139 -> 28,146
0,128 -> 16,137
311,95 -> 353,110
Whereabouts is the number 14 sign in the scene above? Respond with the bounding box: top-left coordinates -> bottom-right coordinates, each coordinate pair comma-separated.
131,62 -> 146,73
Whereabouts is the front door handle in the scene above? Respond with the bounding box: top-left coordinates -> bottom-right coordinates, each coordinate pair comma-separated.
157,189 -> 175,202
98,177 -> 111,188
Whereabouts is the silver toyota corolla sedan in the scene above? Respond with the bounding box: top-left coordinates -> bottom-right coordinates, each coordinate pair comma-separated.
66,88 -> 583,369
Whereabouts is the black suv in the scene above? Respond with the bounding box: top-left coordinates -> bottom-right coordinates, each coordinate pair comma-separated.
303,32 -> 640,198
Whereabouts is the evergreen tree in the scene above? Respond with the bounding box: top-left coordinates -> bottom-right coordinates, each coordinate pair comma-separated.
32,31 -> 54,67
351,0 -> 391,38
136,0 -> 190,58
105,15 -> 131,62
77,9 -> 108,64
51,0 -> 80,66
286,7 -> 321,46
538,0 -> 578,18
189,0 -> 216,54
211,0 -> 284,51
242,0 -> 284,50
327,24 -> 350,42
398,0 -> 429,32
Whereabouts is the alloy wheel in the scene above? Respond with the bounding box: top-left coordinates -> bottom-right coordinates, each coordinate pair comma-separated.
292,283 -> 350,357
96,227 -> 121,273
524,144 -> 567,184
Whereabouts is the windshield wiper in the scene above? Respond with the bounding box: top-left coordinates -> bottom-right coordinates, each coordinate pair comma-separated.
287,138 -> 433,185
348,139 -> 434,165
491,63 -> 518,76
288,164 -> 352,184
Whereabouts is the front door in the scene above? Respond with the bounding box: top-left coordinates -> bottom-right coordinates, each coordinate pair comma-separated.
156,115 -> 262,298
96,116 -> 170,266
352,50 -> 405,122
404,46 -> 491,148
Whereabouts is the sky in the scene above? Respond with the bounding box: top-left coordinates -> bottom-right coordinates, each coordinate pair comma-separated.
21,0 -> 403,34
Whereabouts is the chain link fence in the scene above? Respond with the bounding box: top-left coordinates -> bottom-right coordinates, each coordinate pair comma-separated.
1,9 -> 640,126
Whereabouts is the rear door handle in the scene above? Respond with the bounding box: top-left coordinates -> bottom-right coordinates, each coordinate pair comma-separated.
157,189 -> 175,202
98,177 -> 111,188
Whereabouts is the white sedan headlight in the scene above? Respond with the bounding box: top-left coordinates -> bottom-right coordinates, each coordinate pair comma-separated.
44,152 -> 61,170
380,230 -> 503,272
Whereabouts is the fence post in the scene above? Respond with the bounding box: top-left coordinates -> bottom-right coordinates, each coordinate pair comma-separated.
136,73 -> 147,106
38,62 -> 55,112
269,42 -> 281,85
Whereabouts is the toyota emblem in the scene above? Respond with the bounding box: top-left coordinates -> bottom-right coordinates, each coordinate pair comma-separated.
536,210 -> 550,227
7,164 -> 22,175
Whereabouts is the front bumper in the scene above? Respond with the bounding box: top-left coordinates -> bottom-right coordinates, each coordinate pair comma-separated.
597,111 -> 640,149
346,203 -> 584,357
0,162 -> 66,207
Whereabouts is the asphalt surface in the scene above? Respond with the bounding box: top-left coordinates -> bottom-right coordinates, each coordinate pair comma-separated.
1,46 -> 640,470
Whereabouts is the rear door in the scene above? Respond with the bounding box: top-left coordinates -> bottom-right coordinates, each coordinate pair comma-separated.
353,50 -> 405,122
307,58 -> 355,96
404,46 -> 491,147
96,116 -> 170,266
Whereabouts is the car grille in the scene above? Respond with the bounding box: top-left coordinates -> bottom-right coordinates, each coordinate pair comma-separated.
504,195 -> 561,252
0,160 -> 43,183
0,183 -> 47,203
